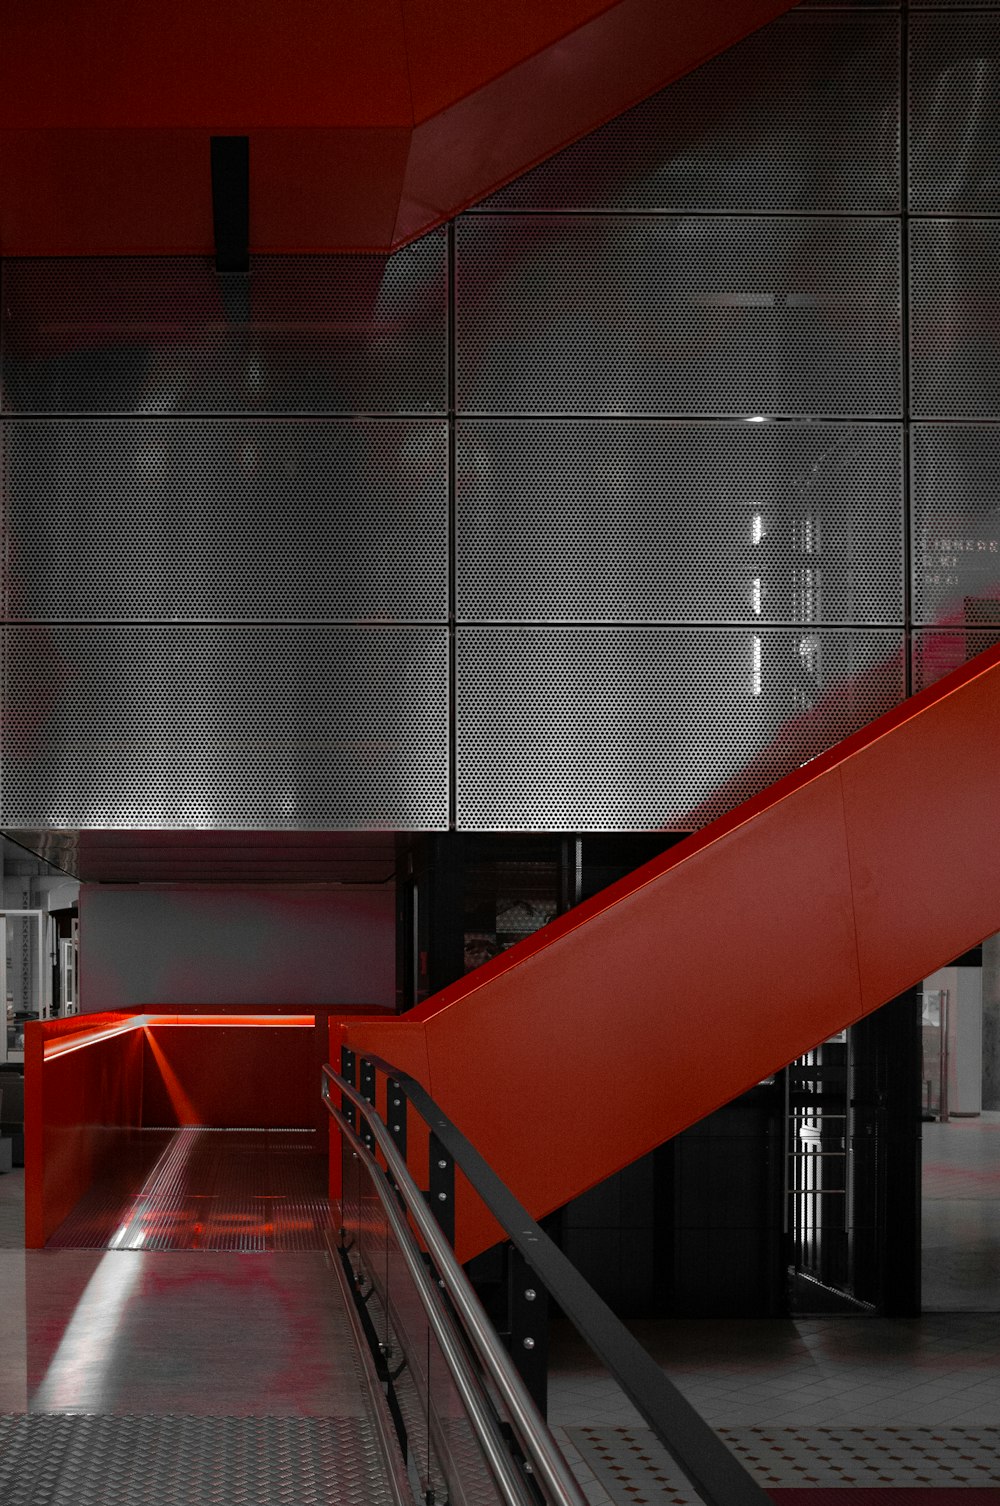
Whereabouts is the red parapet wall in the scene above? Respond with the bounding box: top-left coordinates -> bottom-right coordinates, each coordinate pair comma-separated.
25,1014 -> 145,1248
24,1010 -> 361,1248
342,644 -> 1000,1262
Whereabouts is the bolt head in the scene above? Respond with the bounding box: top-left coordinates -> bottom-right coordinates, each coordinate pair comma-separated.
524,1288 -> 537,1301
437,1191 -> 448,1202
522,1337 -> 535,1350
437,1159 -> 448,1170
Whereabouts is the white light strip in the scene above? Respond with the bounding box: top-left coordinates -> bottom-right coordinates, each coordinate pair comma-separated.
44,1017 -> 150,1059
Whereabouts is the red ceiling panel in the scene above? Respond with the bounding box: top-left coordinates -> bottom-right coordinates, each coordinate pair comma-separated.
0,0 -> 795,256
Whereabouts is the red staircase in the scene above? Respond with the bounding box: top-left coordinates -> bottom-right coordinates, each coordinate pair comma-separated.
341,645 -> 1000,1259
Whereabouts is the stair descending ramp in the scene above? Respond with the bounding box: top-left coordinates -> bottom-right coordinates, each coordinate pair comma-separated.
341,646 -> 1000,1260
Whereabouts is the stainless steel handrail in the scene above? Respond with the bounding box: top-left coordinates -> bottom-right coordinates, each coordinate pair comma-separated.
324,1066 -> 588,1506
340,1052 -> 773,1506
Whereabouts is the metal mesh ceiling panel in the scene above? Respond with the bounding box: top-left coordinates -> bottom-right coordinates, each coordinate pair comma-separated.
909,15 -> 1000,213
913,629 -> 1000,694
0,626 -> 449,828
910,220 -> 1000,419
456,628 -> 904,831
456,420 -> 904,625
3,419 -> 448,622
456,216 -> 902,418
911,425 -> 1000,627
0,243 -> 447,416
481,13 -> 900,215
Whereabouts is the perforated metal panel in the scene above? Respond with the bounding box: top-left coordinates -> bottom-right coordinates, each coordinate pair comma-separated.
912,629 -> 1000,694
0,241 -> 447,415
0,626 -> 449,828
456,628 -> 904,831
3,419 -> 448,621
456,420 -> 903,624
911,425 -> 1000,626
910,221 -> 1000,419
456,217 -> 902,417
910,15 -> 1000,213
481,14 -> 900,214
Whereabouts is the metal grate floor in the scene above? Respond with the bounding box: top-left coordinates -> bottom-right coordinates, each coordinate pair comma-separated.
47,1129 -> 334,1252
0,1413 -> 399,1506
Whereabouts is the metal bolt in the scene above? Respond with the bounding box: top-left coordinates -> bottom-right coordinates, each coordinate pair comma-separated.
524,1288 -> 537,1302
522,1337 -> 535,1350
437,1191 -> 448,1202
393,1098 -> 401,1107
437,1159 -> 448,1169
524,1463 -> 534,1476
393,1124 -> 401,1132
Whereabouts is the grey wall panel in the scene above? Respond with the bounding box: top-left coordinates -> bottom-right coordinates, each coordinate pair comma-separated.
456,420 -> 904,625
80,884 -> 396,1011
910,220 -> 1000,419
481,13 -> 900,214
456,216 -> 902,417
0,242 -> 447,416
910,15 -> 1000,213
3,419 -> 448,622
911,425 -> 1000,626
0,626 -> 449,829
456,628 -> 904,831
912,628 -> 1000,694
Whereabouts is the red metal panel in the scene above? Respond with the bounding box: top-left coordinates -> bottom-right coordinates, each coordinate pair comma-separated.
141,1024 -> 315,1129
25,1014 -> 145,1248
0,0 -> 796,255
393,0 -> 793,245
343,646 -> 1000,1261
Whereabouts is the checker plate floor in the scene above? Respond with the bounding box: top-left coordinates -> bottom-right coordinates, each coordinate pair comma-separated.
0,1413 -> 399,1506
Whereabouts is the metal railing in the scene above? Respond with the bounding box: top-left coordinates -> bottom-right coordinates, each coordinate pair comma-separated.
324,1052 -> 773,1506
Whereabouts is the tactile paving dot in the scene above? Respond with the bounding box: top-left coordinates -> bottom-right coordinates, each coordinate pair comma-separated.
566,1426 -> 1000,1504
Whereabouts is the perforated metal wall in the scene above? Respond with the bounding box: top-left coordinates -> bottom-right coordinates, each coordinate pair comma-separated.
911,425 -> 1000,627
2,3 -> 1000,835
909,15 -> 1000,212
455,216 -> 902,418
456,421 -> 904,625
481,13 -> 900,215
913,629 -> 1000,696
0,245 -> 447,415
456,629 -> 905,832
0,627 -> 449,829
2,420 -> 448,622
910,220 -> 1000,419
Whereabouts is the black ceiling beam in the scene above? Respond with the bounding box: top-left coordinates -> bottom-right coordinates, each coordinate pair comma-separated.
211,135 -> 251,321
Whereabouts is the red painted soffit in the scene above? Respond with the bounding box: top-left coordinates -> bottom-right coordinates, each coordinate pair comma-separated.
0,0 -> 795,257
